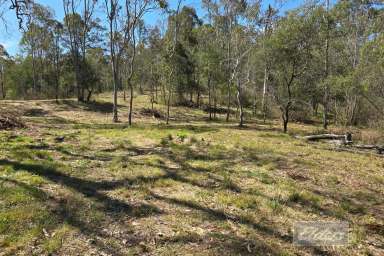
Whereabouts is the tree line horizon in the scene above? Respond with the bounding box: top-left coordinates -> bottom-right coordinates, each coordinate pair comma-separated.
0,0 -> 383,132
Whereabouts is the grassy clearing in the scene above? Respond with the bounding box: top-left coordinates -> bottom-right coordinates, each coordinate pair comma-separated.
0,95 -> 383,255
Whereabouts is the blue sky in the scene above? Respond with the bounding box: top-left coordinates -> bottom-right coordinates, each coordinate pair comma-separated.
0,0 -> 304,56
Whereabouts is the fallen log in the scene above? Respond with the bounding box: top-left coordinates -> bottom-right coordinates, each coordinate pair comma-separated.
302,133 -> 352,143
298,133 -> 384,155
326,146 -> 384,157
354,144 -> 384,154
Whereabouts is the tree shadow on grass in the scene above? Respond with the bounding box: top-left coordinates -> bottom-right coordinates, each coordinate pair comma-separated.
0,159 -> 161,218
0,176 -> 131,256
106,142 -> 244,193
150,192 -> 290,241
52,136 -> 346,225
0,139 -> 341,255
72,123 -> 131,130
150,192 -> 335,256
155,123 -> 219,133
54,145 -> 113,161
0,176 -> 47,200
156,231 -> 281,255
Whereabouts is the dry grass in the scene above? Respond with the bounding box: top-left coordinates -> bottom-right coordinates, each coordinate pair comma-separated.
0,94 -> 383,255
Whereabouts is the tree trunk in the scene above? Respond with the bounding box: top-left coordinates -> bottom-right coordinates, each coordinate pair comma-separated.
302,133 -> 352,142
213,83 -> 217,119
166,91 -> 171,125
282,105 -> 290,133
197,90 -> 201,108
110,43 -> 118,121
283,121 -> 288,133
150,66 -> 154,111
226,19 -> 232,123
155,83 -> 158,101
347,95 -> 358,126
283,114 -> 288,133
81,84 -> 85,102
112,72 -> 118,122
128,81 -> 133,126
55,77 -> 59,102
334,100 -> 338,125
323,85 -> 329,129
54,40 -> 60,103
261,5 -> 273,123
262,67 -> 268,123
151,84 -> 154,112
208,74 -> 212,120
323,0 -> 330,130
74,52 -> 83,102
354,144 -> 384,154
1,81 -> 4,99
165,71 -> 173,125
226,83 -> 231,122
311,98 -> 318,116
253,81 -> 257,117
86,89 -> 93,102
237,78 -> 244,127
32,49 -> 37,97
0,66 -> 5,99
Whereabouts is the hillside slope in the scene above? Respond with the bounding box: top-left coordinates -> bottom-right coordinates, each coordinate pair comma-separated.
0,95 -> 383,255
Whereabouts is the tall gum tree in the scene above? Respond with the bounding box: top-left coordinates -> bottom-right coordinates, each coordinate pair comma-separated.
104,0 -> 167,123
268,12 -> 316,133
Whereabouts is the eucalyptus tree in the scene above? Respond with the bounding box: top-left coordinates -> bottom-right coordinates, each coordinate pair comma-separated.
322,0 -> 331,129
211,0 -> 259,126
220,0 -> 246,122
0,45 -> 9,99
229,24 -> 253,127
49,21 -> 63,101
260,4 -> 276,122
63,0 -> 98,102
82,47 -> 106,101
268,11 -> 317,133
104,0 -> 166,123
20,3 -> 55,96
209,0 -> 258,125
163,5 -> 200,105
63,1 -> 82,101
196,24 -> 222,120
131,19 -> 147,95
87,47 -> 109,95
328,0 -> 381,126
162,0 -> 183,124
359,36 -> 384,119
146,25 -> 162,110
352,3 -> 384,123
236,0 -> 260,126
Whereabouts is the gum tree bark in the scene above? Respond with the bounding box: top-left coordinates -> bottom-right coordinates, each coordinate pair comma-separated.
323,0 -> 330,129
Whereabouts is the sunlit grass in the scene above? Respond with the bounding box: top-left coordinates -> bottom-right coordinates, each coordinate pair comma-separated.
0,95 -> 382,255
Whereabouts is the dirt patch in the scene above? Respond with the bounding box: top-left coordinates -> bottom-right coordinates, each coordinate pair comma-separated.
286,170 -> 309,181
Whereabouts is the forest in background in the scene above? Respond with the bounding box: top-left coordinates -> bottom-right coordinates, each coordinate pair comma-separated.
0,0 -> 384,132
1,1 -> 384,255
